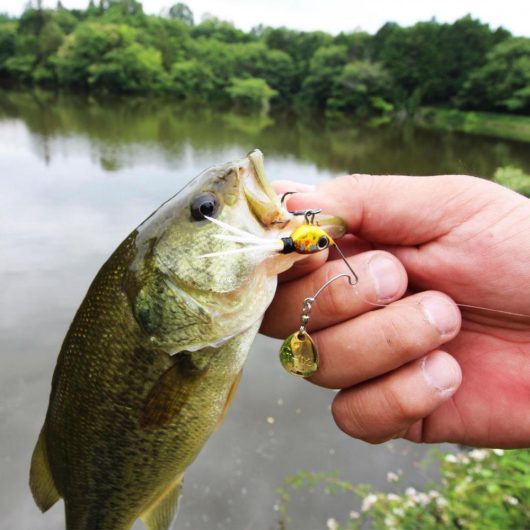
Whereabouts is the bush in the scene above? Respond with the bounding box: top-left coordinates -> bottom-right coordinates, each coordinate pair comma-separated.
226,77 -> 277,111
493,166 -> 530,196
278,448 -> 530,530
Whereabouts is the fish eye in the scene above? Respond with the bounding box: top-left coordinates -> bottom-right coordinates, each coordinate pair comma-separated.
317,235 -> 329,249
190,192 -> 219,221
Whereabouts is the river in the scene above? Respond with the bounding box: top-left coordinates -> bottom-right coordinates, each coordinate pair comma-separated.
1,89 -> 529,530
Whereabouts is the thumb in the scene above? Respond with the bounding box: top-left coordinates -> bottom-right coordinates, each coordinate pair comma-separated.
277,174 -> 490,245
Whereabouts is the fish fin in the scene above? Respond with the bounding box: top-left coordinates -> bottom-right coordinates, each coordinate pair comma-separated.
29,427 -> 61,512
140,475 -> 183,530
139,351 -> 212,430
216,369 -> 243,428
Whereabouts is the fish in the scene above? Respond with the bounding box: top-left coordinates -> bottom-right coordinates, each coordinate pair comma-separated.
29,149 -> 346,530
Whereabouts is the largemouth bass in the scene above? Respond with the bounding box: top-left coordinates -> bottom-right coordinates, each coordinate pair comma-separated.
30,150 -> 345,530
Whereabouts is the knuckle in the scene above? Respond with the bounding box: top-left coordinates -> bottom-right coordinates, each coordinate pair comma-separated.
381,381 -> 424,422
331,393 -> 370,440
377,310 -> 420,357
317,268 -> 353,319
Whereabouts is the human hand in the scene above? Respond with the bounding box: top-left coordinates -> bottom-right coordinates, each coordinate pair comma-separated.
262,175 -> 530,448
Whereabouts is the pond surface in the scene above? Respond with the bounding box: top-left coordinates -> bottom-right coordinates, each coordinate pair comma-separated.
1,89 -> 529,530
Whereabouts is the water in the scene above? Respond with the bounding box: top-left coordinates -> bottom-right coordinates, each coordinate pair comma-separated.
1,89 -> 529,530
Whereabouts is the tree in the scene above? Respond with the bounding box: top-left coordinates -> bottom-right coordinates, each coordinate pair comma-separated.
226,77 -> 277,111
191,17 -> 252,43
298,45 -> 348,108
168,3 -> 193,25
88,42 -> 164,92
327,60 -> 392,118
458,37 -> 530,113
0,22 -> 17,74
169,60 -> 216,98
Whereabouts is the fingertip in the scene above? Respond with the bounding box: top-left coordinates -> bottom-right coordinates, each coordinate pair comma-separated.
420,294 -> 462,338
328,348 -> 462,443
272,180 -> 316,194
421,350 -> 462,396
367,251 -> 408,303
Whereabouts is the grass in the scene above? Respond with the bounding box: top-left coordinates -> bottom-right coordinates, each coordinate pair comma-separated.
418,108 -> 530,143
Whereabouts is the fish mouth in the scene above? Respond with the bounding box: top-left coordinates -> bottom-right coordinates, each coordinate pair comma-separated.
241,149 -> 346,239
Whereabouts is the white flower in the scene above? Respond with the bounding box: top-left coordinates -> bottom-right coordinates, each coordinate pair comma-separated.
387,493 -> 401,502
444,454 -> 458,463
417,492 -> 431,506
469,449 -> 487,461
436,497 -> 449,508
493,448 -> 505,456
326,517 -> 338,530
504,495 -> 519,506
384,515 -> 398,528
349,511 -> 360,519
392,507 -> 405,517
428,490 -> 440,498
405,487 -> 417,497
387,471 -> 399,483
361,493 -> 378,512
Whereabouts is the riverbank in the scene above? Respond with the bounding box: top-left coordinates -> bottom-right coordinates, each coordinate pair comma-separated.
418,108 -> 530,143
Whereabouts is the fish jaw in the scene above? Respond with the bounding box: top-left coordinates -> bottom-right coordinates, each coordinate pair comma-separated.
240,149 -> 346,239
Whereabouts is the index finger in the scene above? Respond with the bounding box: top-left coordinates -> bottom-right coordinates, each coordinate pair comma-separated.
278,174 -> 496,246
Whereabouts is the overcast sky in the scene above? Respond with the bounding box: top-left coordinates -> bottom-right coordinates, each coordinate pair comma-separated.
3,0 -> 530,37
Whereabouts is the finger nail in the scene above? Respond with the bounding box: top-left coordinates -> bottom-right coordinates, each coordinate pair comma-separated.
421,351 -> 461,394
421,296 -> 460,335
368,255 -> 403,302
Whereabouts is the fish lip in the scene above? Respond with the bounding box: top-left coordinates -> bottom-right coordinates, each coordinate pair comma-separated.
241,150 -> 347,239
241,149 -> 285,227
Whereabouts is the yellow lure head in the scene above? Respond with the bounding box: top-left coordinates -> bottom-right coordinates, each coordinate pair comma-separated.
287,225 -> 335,254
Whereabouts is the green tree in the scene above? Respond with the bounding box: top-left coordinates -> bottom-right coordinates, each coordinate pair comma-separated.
191,16 -> 252,43
168,3 -> 193,25
0,22 -> 17,74
169,60 -> 216,99
327,60 -> 392,118
373,17 -> 510,107
298,45 -> 348,108
53,22 -> 135,86
458,37 -> 530,113
226,76 -> 277,111
88,42 -> 163,92
141,17 -> 191,70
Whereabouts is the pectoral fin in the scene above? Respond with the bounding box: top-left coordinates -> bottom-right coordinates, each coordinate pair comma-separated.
216,369 -> 243,428
139,350 -> 213,430
140,475 -> 183,530
29,427 -> 60,512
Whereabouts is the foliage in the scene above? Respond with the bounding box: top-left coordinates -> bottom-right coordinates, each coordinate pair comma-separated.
168,3 -> 193,25
418,108 -> 530,143
493,166 -> 530,196
226,76 -> 277,111
327,60 -> 393,119
458,38 -> 530,113
298,45 -> 349,108
0,2 -> 529,119
278,449 -> 530,530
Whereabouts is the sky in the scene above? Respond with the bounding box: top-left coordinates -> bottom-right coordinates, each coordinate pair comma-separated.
2,0 -> 530,37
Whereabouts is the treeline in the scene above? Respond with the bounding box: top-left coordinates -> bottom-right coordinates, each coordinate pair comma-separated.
1,1 -> 529,116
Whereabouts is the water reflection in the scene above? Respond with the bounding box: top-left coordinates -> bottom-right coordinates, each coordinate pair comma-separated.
1,89 -> 529,530
2,88 -> 530,177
